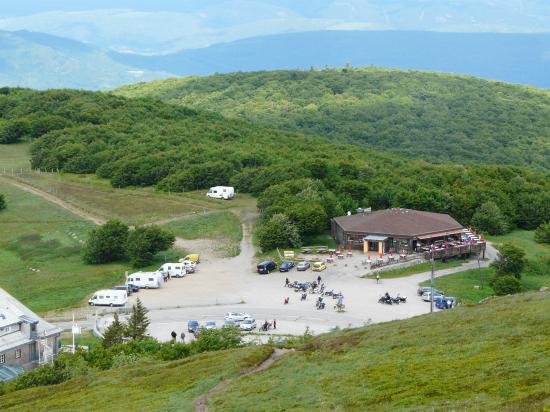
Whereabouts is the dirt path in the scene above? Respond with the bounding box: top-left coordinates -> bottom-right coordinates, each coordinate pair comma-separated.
194,348 -> 292,412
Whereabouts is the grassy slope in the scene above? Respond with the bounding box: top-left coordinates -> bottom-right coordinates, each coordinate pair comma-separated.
3,294 -> 549,411
0,346 -> 272,412
0,181 -> 128,313
116,68 -> 550,170
210,292 -> 550,411
0,143 -> 31,170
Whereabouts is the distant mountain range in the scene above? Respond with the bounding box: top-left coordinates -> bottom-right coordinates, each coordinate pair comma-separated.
112,31 -> 550,88
0,1 -> 549,54
0,30 -> 168,90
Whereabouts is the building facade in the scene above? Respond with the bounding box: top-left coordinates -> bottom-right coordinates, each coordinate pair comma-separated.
331,208 -> 464,253
0,288 -> 62,376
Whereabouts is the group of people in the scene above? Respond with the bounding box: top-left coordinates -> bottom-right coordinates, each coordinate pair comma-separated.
260,319 -> 277,331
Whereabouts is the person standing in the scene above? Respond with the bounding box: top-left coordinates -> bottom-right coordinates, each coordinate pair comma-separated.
285,277 -> 289,287
273,319 -> 277,329
376,272 -> 380,284
180,332 -> 185,342
317,275 -> 321,284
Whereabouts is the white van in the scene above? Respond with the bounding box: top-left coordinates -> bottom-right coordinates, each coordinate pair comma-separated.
126,272 -> 162,289
206,186 -> 235,200
88,289 -> 127,307
158,263 -> 187,278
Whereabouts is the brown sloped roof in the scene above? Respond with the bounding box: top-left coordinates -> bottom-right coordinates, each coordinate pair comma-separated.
332,209 -> 463,238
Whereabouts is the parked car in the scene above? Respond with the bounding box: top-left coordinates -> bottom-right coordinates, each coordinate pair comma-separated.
296,261 -> 311,271
127,284 -> 140,293
435,297 -> 457,309
312,261 -> 326,272
113,285 -> 133,295
187,320 -> 200,333
181,254 -> 200,264
417,287 -> 444,296
257,260 -> 277,274
224,312 -> 251,322
239,318 -> 257,331
204,320 -> 217,330
422,291 -> 445,302
223,319 -> 237,328
279,261 -> 295,272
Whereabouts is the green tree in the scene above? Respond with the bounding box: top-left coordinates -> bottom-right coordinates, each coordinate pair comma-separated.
102,312 -> 125,349
83,220 -> 129,264
534,222 -> 550,244
490,242 -> 526,279
289,203 -> 327,236
471,201 -> 509,235
491,275 -> 521,296
125,298 -> 150,341
0,194 -> 5,211
125,226 -> 175,267
258,213 -> 301,252
0,118 -> 31,143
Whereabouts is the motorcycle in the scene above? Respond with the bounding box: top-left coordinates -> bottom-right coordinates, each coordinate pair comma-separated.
378,295 -> 393,305
316,298 -> 325,310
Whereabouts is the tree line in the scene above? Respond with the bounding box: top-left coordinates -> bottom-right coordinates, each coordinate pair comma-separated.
1,88 -> 549,251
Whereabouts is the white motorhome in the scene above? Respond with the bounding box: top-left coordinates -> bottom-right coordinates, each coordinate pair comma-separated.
158,263 -> 187,278
88,289 -> 128,307
206,186 -> 235,200
126,272 -> 162,289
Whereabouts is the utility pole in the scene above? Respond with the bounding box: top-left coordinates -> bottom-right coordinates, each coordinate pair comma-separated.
430,247 -> 435,313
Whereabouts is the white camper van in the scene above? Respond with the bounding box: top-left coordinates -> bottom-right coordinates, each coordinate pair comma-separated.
158,263 -> 187,278
88,289 -> 128,307
126,272 -> 162,289
206,186 -> 235,200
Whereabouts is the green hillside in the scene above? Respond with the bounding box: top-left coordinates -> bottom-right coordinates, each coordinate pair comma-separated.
2,87 -> 549,234
2,292 -> 549,411
116,68 -> 550,171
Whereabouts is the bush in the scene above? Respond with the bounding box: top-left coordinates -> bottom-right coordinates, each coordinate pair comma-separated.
0,118 -> 31,143
126,225 -> 175,267
83,220 -> 129,264
257,213 -> 301,252
490,242 -> 526,279
190,327 -> 242,353
0,194 -> 5,211
534,222 -> 550,244
491,275 -> 522,296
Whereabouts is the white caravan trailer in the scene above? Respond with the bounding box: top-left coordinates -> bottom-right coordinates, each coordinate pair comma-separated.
206,186 -> 235,200
88,289 -> 128,307
126,272 -> 162,289
158,263 -> 187,278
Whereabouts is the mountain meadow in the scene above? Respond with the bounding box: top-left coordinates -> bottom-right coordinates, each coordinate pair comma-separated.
116,68 -> 550,171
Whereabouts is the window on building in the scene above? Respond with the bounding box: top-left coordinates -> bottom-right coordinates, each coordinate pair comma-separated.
15,349 -> 21,359
0,354 -> 5,364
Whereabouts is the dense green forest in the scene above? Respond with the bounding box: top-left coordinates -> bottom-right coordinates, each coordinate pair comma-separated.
1,88 -> 549,248
116,68 -> 550,171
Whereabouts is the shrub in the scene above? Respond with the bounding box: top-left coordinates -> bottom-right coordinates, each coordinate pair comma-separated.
0,194 -> 5,211
126,225 -> 175,267
83,220 -> 129,264
491,275 -> 522,296
534,222 -> 550,244
490,242 -> 526,279
190,327 -> 242,354
257,213 -> 301,251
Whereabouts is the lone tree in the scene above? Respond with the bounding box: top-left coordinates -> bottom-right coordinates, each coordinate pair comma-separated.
125,298 -> 150,341
0,194 -> 5,211
471,201 -> 509,235
490,242 -> 526,279
534,222 -> 550,244
83,220 -> 129,264
257,213 -> 301,252
126,225 -> 175,267
102,312 -> 124,348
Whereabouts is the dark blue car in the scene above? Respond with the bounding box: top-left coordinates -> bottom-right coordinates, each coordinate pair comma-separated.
187,320 -> 199,333
279,261 -> 295,272
435,297 -> 456,309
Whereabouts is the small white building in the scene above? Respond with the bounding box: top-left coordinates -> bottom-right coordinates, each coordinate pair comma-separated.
0,288 -> 62,378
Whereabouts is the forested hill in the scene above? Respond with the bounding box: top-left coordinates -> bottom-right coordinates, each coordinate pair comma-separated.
116,68 -> 550,171
2,88 -> 549,233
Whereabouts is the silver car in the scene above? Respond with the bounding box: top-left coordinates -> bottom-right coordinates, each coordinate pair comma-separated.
296,261 -> 311,271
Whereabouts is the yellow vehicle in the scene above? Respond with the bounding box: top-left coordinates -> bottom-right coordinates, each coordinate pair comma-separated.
312,261 -> 327,272
180,254 -> 200,264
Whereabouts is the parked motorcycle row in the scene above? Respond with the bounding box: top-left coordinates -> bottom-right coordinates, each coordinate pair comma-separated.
378,292 -> 407,305
284,279 -> 346,311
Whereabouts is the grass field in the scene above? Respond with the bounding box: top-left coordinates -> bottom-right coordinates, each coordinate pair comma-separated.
420,268 -> 495,303
0,346 -> 272,412
5,293 -> 549,410
372,258 -> 466,279
59,330 -> 101,350
0,143 -> 32,171
487,230 -> 549,262
0,182 -> 132,313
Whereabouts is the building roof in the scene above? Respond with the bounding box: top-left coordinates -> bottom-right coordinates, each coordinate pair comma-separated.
333,208 -> 463,238
0,365 -> 25,382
